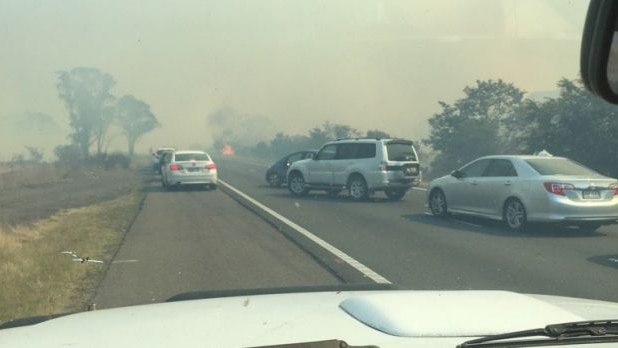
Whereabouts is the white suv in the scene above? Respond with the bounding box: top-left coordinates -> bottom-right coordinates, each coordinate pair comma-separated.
287,139 -> 420,201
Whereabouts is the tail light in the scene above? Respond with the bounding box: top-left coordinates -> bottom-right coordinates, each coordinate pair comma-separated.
169,163 -> 183,171
544,182 -> 575,196
610,183 -> 618,196
206,163 -> 216,170
379,161 -> 387,172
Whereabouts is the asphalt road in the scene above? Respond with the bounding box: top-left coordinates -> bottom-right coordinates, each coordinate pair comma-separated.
214,157 -> 618,303
94,175 -> 340,309
95,156 -> 618,309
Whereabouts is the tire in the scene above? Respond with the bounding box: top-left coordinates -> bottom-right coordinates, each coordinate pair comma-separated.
210,184 -> 218,190
348,175 -> 369,201
267,173 -> 282,187
385,189 -> 406,201
288,172 -> 309,196
429,189 -> 448,217
503,198 -> 527,231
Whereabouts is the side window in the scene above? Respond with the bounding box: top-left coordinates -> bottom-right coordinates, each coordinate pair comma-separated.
355,143 -> 376,159
335,143 -> 356,160
483,159 -> 518,177
459,159 -> 490,178
287,152 -> 303,164
303,152 -> 315,159
316,144 -> 337,160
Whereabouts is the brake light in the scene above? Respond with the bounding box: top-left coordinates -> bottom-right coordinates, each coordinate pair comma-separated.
610,183 -> 618,196
169,163 -> 183,171
544,182 -> 575,196
206,163 -> 216,170
379,161 -> 387,172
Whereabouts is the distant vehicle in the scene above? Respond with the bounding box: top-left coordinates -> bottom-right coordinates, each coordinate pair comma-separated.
161,150 -> 217,190
287,139 -> 421,201
426,155 -> 618,232
265,150 -> 316,187
152,147 -> 175,173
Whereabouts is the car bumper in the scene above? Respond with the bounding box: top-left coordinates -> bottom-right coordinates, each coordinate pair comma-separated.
168,171 -> 218,185
369,173 -> 420,191
527,195 -> 618,224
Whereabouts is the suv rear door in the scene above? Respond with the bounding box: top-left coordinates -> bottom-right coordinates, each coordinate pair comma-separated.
385,140 -> 420,179
331,143 -> 357,186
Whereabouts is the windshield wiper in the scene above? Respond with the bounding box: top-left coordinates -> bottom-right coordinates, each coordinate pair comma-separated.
458,320 -> 618,348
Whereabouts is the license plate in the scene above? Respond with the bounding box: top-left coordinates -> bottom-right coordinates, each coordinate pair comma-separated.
582,190 -> 601,199
187,167 -> 200,172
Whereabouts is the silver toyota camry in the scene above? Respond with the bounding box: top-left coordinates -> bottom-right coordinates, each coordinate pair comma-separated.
161,150 -> 218,190
426,155 -> 618,232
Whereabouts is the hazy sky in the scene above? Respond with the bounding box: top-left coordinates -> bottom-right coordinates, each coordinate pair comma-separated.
0,0 -> 588,159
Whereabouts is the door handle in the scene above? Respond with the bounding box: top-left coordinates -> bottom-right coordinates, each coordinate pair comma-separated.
471,180 -> 479,186
504,181 -> 512,186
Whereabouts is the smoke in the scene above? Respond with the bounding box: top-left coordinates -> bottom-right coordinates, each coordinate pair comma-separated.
207,105 -> 276,148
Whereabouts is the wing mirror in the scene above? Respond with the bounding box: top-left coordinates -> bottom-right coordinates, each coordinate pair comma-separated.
451,170 -> 462,179
581,0 -> 618,104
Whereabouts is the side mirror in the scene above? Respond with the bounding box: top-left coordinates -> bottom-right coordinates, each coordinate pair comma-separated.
451,170 -> 462,179
581,0 -> 618,103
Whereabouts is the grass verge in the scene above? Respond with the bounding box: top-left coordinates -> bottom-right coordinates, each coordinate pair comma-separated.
0,191 -> 143,323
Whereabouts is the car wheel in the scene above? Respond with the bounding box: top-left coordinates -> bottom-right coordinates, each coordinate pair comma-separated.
504,198 -> 527,231
267,173 -> 282,187
210,184 -> 218,190
577,223 -> 601,233
429,189 -> 448,217
385,189 -> 406,201
348,175 -> 368,201
288,172 -> 309,196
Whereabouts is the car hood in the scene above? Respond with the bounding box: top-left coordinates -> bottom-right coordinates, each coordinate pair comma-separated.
2,290 -> 618,348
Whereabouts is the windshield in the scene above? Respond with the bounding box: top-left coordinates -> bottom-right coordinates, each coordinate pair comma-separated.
5,0 -> 618,341
525,158 -> 601,176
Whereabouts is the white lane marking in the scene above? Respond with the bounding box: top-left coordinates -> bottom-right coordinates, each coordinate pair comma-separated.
608,258 -> 618,263
219,179 -> 391,284
412,187 -> 427,192
424,212 -> 433,216
112,259 -> 139,264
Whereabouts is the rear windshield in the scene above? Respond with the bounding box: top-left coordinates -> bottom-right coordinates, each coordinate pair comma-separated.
524,158 -> 600,176
175,153 -> 209,162
386,143 -> 417,161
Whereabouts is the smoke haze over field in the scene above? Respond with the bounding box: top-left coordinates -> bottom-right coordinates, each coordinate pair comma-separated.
0,0 -> 587,159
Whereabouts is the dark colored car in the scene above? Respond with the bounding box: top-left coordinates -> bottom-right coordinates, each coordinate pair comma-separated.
265,150 -> 316,187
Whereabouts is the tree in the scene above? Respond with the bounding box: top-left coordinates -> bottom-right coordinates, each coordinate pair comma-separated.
114,95 -> 160,156
508,79 -> 618,177
24,146 -> 44,163
366,129 -> 392,139
424,79 -> 525,177
56,67 -> 116,158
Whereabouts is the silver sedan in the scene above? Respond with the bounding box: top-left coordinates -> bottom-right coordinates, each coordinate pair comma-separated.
426,155 -> 618,231
161,150 -> 218,190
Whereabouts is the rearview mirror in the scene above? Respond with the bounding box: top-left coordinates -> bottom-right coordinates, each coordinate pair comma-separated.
581,0 -> 618,103
451,170 -> 462,179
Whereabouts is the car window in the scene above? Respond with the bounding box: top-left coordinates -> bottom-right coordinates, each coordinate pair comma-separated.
303,152 -> 315,159
459,159 -> 490,178
355,144 -> 376,159
335,143 -> 356,160
287,152 -> 304,163
174,153 -> 209,162
483,159 -> 518,177
386,143 -> 417,161
315,145 -> 337,160
524,158 -> 601,176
